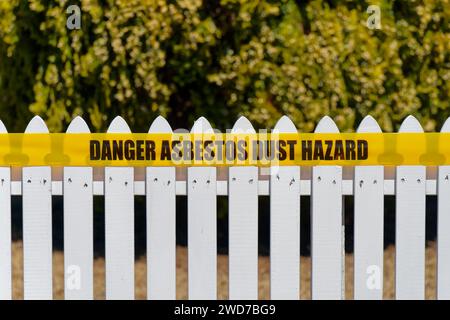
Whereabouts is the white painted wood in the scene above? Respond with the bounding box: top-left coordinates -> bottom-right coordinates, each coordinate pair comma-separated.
311,116 -> 343,300
0,120 -> 11,299
147,116 -> 176,300
269,116 -> 300,300
354,116 -> 384,300
105,116 -> 135,299
22,116 -> 53,300
229,116 -> 258,299
2,114 -> 446,300
188,117 -> 217,299
396,115 -> 426,300
437,117 -> 450,299
63,117 -> 93,299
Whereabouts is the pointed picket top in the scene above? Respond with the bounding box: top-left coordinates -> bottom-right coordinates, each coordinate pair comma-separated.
107,116 -> 131,133
0,119 -> 7,133
272,115 -> 297,133
25,116 -> 49,133
357,115 -> 382,133
191,116 -> 213,134
231,116 -> 256,134
441,117 -> 450,133
398,115 -> 423,133
66,116 -> 90,133
314,115 -> 339,133
149,116 -> 172,133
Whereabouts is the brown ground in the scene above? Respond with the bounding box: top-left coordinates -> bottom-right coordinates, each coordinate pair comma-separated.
11,241 -> 437,299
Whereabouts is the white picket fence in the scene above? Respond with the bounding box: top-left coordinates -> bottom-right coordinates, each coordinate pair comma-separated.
0,114 -> 450,300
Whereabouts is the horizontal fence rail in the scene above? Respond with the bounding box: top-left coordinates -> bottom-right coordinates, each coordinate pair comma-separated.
3,178 -> 443,196
0,114 -> 449,300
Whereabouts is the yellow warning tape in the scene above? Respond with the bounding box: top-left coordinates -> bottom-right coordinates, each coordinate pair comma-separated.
0,133 -> 449,166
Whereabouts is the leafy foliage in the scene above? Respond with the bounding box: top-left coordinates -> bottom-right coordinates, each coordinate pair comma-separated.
0,0 -> 448,132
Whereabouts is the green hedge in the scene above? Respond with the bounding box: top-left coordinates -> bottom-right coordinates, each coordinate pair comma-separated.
0,0 -> 448,132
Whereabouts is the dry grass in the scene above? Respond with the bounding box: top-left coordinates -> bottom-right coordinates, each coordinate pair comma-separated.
11,241 -> 437,299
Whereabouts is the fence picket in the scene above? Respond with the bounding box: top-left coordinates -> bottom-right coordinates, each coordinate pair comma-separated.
229,116 -> 258,299
311,116 -> 343,300
188,117 -> 217,299
0,120 -> 11,299
354,116 -> 384,300
437,117 -> 450,299
105,116 -> 135,299
22,116 -> 53,299
270,116 -> 300,299
147,116 -> 176,300
63,117 -> 93,299
396,115 -> 426,300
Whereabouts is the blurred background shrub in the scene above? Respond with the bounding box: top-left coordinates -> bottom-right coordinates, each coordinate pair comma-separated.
0,0 -> 448,132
